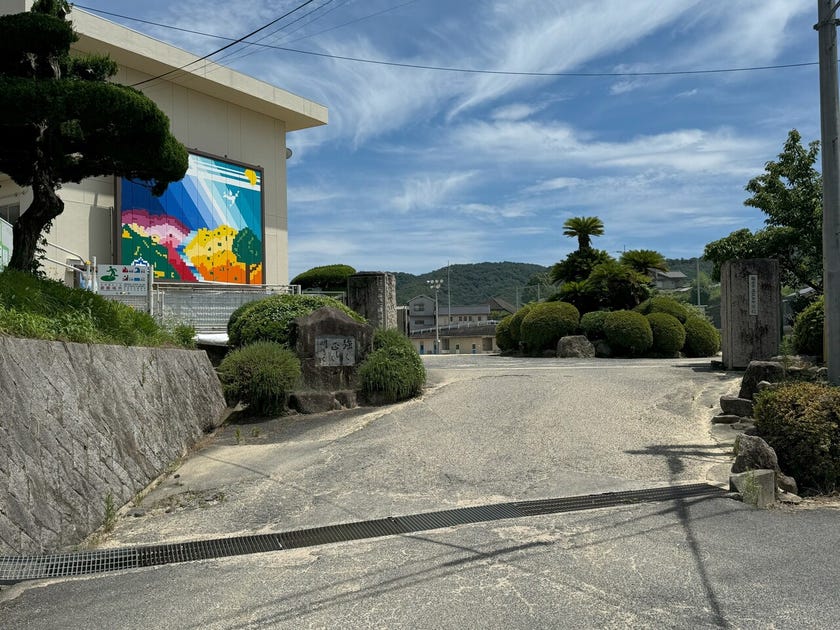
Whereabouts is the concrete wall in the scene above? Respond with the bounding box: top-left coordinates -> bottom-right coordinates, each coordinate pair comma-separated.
0,338 -> 226,555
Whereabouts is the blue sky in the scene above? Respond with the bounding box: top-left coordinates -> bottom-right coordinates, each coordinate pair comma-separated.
74,1 -> 818,279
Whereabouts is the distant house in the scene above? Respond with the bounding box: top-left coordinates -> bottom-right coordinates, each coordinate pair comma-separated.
406,295 -> 491,333
410,323 -> 498,355
487,296 -> 517,316
649,269 -> 689,290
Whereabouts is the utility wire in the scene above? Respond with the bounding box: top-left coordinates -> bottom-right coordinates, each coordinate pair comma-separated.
127,0 -> 321,88
75,4 -> 818,79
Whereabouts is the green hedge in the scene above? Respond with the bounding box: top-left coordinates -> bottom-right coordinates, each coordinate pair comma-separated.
754,382 -> 840,494
580,310 -> 608,341
792,296 -> 824,358
646,312 -> 686,356
228,294 -> 363,348
682,317 -> 720,357
495,315 -> 515,352
291,264 -> 356,292
603,310 -> 653,356
507,304 -> 532,346
519,301 -> 580,354
359,345 -> 426,403
634,296 -> 690,323
217,342 -> 301,416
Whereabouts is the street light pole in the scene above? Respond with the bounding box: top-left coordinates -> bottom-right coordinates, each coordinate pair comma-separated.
427,278 -> 443,354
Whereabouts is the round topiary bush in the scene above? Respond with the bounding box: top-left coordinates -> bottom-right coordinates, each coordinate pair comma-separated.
646,312 -> 686,356
754,382 -> 840,494
519,301 -> 580,354
792,296 -> 824,358
228,294 -> 364,348
359,345 -> 426,404
217,341 -> 301,416
507,304 -> 533,347
634,296 -> 690,323
372,327 -> 414,352
495,315 -> 515,352
291,264 -> 356,292
603,310 -> 653,356
682,316 -> 720,357
580,310 -> 608,341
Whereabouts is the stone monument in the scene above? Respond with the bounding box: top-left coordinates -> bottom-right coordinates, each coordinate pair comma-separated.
291,306 -> 374,390
347,271 -> 397,330
720,258 -> 781,370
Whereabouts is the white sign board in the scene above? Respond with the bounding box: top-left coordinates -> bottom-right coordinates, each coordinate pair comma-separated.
748,274 -> 759,316
96,264 -> 150,295
0,217 -> 11,269
315,336 -> 356,366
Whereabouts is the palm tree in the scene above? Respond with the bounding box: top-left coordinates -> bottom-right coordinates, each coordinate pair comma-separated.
563,216 -> 604,251
619,249 -> 668,275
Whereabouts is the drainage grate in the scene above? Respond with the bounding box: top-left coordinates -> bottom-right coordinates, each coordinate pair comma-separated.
0,483 -> 725,584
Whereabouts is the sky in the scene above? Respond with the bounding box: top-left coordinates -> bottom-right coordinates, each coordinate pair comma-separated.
73,0 -> 819,279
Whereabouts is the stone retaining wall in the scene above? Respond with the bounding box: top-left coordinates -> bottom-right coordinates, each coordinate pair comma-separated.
0,338 -> 226,555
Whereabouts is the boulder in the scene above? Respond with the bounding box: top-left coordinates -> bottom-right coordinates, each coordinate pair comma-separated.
739,361 -> 786,399
720,395 -> 754,418
777,472 -> 798,495
593,339 -> 612,358
557,335 -> 596,358
289,391 -> 342,414
711,414 -> 742,425
729,469 -> 776,508
732,434 -> 779,474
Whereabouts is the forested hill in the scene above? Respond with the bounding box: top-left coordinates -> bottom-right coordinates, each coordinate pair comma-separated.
394,262 -> 549,306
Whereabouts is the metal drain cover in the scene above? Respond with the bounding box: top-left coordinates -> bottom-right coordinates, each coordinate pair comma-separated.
0,483 -> 725,584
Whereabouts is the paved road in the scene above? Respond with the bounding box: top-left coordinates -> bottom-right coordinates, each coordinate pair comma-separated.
4,355 -> 840,628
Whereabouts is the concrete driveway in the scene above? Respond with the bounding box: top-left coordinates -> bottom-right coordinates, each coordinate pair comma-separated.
5,355 -> 840,628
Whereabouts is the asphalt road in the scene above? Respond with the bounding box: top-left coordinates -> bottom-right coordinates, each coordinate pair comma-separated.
4,355 -> 840,629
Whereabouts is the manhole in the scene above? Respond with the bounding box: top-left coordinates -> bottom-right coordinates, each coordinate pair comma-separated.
0,483 -> 725,584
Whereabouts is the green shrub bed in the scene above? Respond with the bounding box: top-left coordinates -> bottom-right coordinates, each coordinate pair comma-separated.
682,316 -> 720,357
217,341 -> 301,415
793,296 -> 824,358
495,315 -> 515,352
754,382 -> 840,494
359,344 -> 426,403
519,301 -> 580,354
507,304 -> 532,347
228,294 -> 363,348
634,296 -> 690,323
646,312 -> 686,356
603,310 -> 653,356
580,310 -> 608,341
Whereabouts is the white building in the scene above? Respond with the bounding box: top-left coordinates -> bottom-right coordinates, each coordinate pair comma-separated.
0,1 -> 327,285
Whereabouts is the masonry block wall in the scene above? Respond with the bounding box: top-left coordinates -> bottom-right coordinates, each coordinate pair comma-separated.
0,339 -> 226,555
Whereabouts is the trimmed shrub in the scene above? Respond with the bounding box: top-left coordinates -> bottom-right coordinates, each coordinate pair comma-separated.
507,304 -> 533,346
585,261 -> 652,311
372,327 -> 414,352
683,316 -> 720,357
580,310 -> 608,341
228,294 -> 364,348
359,345 -> 426,403
495,315 -> 515,352
634,296 -> 690,323
291,264 -> 356,292
603,310 -> 653,356
217,342 -> 301,416
646,312 -> 686,356
754,382 -> 840,494
519,301 -> 580,354
792,296 -> 824,358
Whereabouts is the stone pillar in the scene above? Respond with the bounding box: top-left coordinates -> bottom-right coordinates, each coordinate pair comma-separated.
347,271 -> 397,330
721,258 -> 781,370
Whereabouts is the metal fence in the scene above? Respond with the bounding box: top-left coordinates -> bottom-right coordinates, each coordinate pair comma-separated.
105,282 -> 301,333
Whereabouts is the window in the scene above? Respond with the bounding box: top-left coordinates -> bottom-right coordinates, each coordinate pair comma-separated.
415,319 -> 425,325
0,203 -> 20,224
413,303 -> 425,312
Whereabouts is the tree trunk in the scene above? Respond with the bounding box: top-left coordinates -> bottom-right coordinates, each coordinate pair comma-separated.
8,170 -> 63,273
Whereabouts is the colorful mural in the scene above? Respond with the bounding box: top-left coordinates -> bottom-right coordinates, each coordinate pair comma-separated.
120,154 -> 264,284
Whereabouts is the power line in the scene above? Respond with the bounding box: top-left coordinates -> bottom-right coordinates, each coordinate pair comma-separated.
127,0 -> 321,88
75,4 -> 818,79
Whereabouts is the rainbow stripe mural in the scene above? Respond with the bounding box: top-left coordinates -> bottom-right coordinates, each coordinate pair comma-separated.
120,153 -> 264,284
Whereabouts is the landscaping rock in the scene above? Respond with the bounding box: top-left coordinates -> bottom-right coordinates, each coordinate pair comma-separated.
732,434 -> 779,474
777,472 -> 798,495
777,490 -> 803,505
739,361 -> 786,399
712,414 -> 742,425
289,391 -> 342,414
729,469 -> 776,509
333,390 -> 358,409
593,339 -> 612,358
720,395 -> 754,418
557,335 -> 595,358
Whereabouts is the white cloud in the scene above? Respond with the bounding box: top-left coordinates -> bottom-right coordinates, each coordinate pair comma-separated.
391,171 -> 476,213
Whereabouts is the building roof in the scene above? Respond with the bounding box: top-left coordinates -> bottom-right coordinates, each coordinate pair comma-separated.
651,269 -> 688,279
487,296 -> 516,314
64,7 -> 328,132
